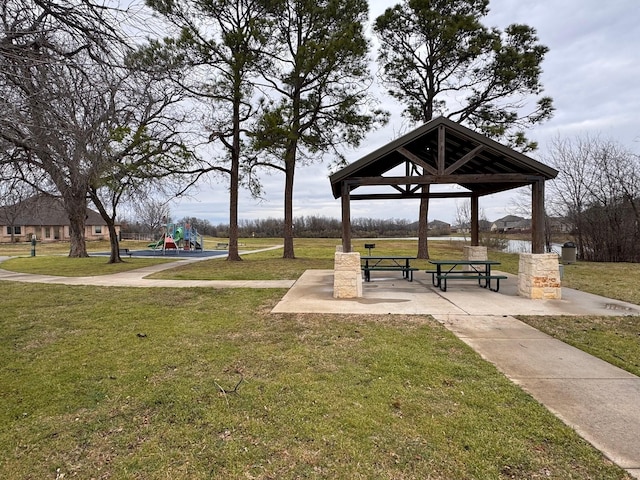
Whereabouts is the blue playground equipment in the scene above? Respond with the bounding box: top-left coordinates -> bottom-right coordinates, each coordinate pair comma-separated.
148,222 -> 204,254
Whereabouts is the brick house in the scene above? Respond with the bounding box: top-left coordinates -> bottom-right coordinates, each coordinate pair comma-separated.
0,196 -> 118,243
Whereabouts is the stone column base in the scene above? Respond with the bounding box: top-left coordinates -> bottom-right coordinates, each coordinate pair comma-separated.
463,245 -> 488,272
333,252 -> 363,298
518,253 -> 561,299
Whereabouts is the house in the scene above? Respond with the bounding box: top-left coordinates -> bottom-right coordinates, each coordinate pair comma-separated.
0,196 -> 118,243
490,215 -> 531,232
427,219 -> 451,235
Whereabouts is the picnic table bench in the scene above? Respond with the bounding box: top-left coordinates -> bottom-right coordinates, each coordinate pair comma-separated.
361,256 -> 418,282
428,259 -> 507,292
119,248 -> 132,258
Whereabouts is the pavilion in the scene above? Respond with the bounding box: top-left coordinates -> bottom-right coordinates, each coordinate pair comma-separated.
329,116 -> 561,299
329,116 -> 558,253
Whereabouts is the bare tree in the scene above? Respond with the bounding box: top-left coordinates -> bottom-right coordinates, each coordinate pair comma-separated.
0,0 -> 128,256
546,135 -> 640,261
132,197 -> 172,238
454,199 -> 471,241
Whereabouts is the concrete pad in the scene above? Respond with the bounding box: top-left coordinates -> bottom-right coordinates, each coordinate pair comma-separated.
628,469 -> 640,479
272,269 -> 640,317
272,270 -> 466,315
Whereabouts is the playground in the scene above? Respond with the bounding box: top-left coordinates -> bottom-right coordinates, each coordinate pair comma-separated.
147,222 -> 204,254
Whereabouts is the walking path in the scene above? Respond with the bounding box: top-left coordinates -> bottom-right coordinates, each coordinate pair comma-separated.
1,260 -> 638,478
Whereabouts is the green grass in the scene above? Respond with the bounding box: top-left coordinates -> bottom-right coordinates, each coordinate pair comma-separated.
559,261 -> 640,305
148,238 -> 481,280
0,256 -> 175,276
0,282 -> 630,479
0,237 -> 638,477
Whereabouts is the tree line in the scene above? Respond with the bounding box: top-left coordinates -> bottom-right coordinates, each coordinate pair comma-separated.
546,136 -> 640,263
121,214 -> 432,239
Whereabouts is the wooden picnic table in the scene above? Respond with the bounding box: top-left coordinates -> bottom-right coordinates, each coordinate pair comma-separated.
361,255 -> 418,282
428,259 -> 506,292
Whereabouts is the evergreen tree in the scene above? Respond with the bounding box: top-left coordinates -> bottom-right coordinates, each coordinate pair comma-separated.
374,0 -> 553,258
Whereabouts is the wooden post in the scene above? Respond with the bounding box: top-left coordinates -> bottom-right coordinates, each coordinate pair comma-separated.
471,194 -> 479,246
437,125 -> 446,174
531,178 -> 545,254
341,182 -> 352,253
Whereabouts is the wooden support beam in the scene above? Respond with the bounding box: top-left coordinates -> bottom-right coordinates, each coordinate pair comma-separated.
471,195 -> 479,246
350,191 -> 473,200
438,125 -> 445,174
341,182 -> 352,253
531,179 -> 545,253
396,147 -> 438,175
349,174 -> 544,186
444,145 -> 485,175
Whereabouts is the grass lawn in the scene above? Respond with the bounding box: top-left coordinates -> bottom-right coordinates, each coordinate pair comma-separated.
0,282 -> 630,479
0,256 -> 176,276
1,237 -> 638,478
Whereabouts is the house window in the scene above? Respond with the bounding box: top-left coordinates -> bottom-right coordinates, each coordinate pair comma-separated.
95,226 -> 102,234
6,226 -> 21,235
44,227 -> 51,238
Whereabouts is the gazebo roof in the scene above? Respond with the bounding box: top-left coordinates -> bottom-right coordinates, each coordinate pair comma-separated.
330,116 -> 558,199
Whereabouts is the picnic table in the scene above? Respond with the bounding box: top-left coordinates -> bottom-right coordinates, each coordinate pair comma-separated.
428,259 -> 507,292
361,256 -> 418,282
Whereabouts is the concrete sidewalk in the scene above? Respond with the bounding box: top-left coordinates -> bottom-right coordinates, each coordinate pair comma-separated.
0,249 -> 295,289
273,270 -> 640,479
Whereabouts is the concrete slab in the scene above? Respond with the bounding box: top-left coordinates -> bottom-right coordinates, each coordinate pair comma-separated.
272,269 -> 640,317
272,270 -> 465,315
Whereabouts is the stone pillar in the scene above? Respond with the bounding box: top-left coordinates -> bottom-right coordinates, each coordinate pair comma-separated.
463,245 -> 488,272
518,253 -> 561,299
333,251 -> 363,298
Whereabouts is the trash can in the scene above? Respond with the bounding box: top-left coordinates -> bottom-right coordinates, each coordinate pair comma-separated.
561,241 -> 576,264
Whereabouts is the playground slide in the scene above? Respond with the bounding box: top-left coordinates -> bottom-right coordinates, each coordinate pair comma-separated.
148,235 -> 164,249
174,227 -> 184,242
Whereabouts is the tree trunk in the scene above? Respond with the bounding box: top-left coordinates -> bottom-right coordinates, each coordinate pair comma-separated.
89,190 -> 122,264
417,185 -> 430,259
107,221 -> 121,263
64,192 -> 89,258
282,145 -> 296,259
226,89 -> 242,262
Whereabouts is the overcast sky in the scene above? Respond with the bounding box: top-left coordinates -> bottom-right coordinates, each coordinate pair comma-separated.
169,0 -> 640,226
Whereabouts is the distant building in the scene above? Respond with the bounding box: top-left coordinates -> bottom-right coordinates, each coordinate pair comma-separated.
428,219 -> 451,234
0,195 -> 118,243
453,220 -> 492,233
490,215 -> 531,232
